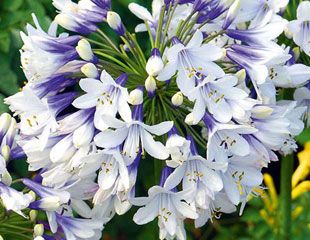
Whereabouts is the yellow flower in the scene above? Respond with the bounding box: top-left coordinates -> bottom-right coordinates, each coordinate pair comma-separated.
292,142 -> 310,188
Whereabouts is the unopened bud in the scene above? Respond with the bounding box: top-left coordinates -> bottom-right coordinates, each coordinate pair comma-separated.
2,171 -> 12,186
76,39 -> 95,62
185,113 -> 195,125
1,145 -> 10,162
0,113 -> 11,139
222,0 -> 241,29
30,210 -> 38,222
38,196 -> 61,211
107,11 -> 125,36
146,48 -> 164,76
284,27 -> 293,39
34,224 -> 44,236
235,69 -> 246,83
252,106 -> 274,119
29,190 -> 36,202
292,47 -> 300,61
81,63 -> 99,78
129,88 -> 144,105
145,76 -> 157,97
55,14 -> 76,32
171,92 -> 183,107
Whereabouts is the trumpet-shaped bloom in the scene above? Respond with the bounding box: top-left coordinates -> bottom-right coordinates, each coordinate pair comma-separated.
132,186 -> 198,238
73,71 -> 131,131
94,104 -> 173,164
157,30 -> 224,96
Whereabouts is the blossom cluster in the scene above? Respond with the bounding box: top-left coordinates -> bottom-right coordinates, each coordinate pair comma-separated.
0,0 -> 310,239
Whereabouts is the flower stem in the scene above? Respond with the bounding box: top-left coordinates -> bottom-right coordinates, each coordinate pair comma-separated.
278,154 -> 294,240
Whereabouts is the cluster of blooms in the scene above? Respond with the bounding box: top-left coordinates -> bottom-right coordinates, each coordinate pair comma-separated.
0,0 -> 310,239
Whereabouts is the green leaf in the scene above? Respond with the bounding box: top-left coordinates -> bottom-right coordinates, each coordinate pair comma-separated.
0,32 -> 10,53
2,0 -> 24,12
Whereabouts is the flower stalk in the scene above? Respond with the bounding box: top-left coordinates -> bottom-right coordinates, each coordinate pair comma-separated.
278,154 -> 294,240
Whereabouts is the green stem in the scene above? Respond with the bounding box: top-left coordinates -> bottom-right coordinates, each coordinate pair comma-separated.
278,154 -> 294,240
155,6 -> 166,49
96,29 -> 120,53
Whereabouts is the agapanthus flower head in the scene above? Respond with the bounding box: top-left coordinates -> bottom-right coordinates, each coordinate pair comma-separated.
1,0 -> 309,239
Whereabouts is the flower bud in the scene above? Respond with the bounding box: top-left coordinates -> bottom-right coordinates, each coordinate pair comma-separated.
76,39 -> 95,62
235,69 -> 246,83
2,171 -> 12,186
36,196 -> 61,211
55,14 -> 76,32
222,0 -> 241,30
29,190 -> 36,202
145,76 -> 157,98
129,88 -> 144,105
292,47 -> 300,61
1,145 -> 10,162
107,11 -> 125,36
284,27 -> 293,39
252,106 -> 274,119
0,235 -> 3,240
0,113 -> 11,141
34,224 -> 44,236
171,92 -> 183,107
30,210 -> 38,222
185,113 -> 195,125
81,63 -> 99,78
146,48 -> 164,76
3,117 -> 16,148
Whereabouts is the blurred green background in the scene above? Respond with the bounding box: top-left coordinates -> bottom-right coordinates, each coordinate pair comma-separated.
0,0 -> 309,239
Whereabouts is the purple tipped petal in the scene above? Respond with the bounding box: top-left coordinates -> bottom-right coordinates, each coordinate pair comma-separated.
132,104 -> 144,121
159,166 -> 174,187
115,73 -> 128,87
186,135 -> 199,155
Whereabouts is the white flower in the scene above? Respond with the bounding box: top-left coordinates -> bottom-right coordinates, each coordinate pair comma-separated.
287,1 -> 310,56
55,213 -> 104,240
189,74 -> 253,124
72,71 -> 131,131
20,14 -> 78,85
94,107 -> 173,164
132,186 -> 198,238
164,150 -> 225,209
157,30 -> 224,96
0,183 -> 33,218
204,114 -> 257,163
165,134 -> 191,168
195,192 -> 236,228
221,154 -> 263,205
250,102 -> 305,154
5,88 -> 59,149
